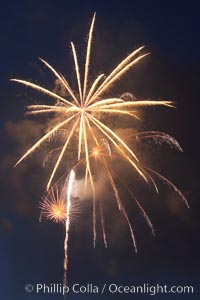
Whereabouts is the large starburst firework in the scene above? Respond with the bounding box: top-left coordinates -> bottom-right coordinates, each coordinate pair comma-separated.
12,13 -> 188,275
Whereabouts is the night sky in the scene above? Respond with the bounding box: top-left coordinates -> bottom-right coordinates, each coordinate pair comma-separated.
1,1 -> 200,299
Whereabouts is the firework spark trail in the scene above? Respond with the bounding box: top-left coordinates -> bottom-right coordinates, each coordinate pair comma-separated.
92,100 -> 174,109
83,116 -> 97,247
88,114 -> 148,181
88,98 -> 124,109
114,171 -> 155,236
85,74 -> 104,104
71,42 -> 83,104
101,157 -> 137,252
63,169 -> 75,287
47,116 -> 79,190
90,46 -> 145,96
10,78 -> 76,108
86,48 -> 147,105
143,166 -> 189,208
78,113 -> 84,160
83,13 -> 96,101
100,202 -> 107,248
39,58 -> 79,106
14,113 -> 78,168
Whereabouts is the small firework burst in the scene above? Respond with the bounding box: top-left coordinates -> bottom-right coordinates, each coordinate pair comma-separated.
40,187 -> 66,223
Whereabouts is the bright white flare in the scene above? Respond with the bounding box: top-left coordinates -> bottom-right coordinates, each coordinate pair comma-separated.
63,169 -> 75,286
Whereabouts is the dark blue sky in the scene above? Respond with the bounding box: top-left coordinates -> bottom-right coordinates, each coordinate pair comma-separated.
1,1 -> 200,299
1,1 -> 200,84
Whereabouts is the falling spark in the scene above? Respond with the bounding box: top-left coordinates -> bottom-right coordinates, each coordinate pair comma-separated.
100,202 -> 107,248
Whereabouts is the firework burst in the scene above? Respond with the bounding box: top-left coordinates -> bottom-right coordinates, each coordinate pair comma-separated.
40,186 -> 66,223
12,13 -> 188,274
